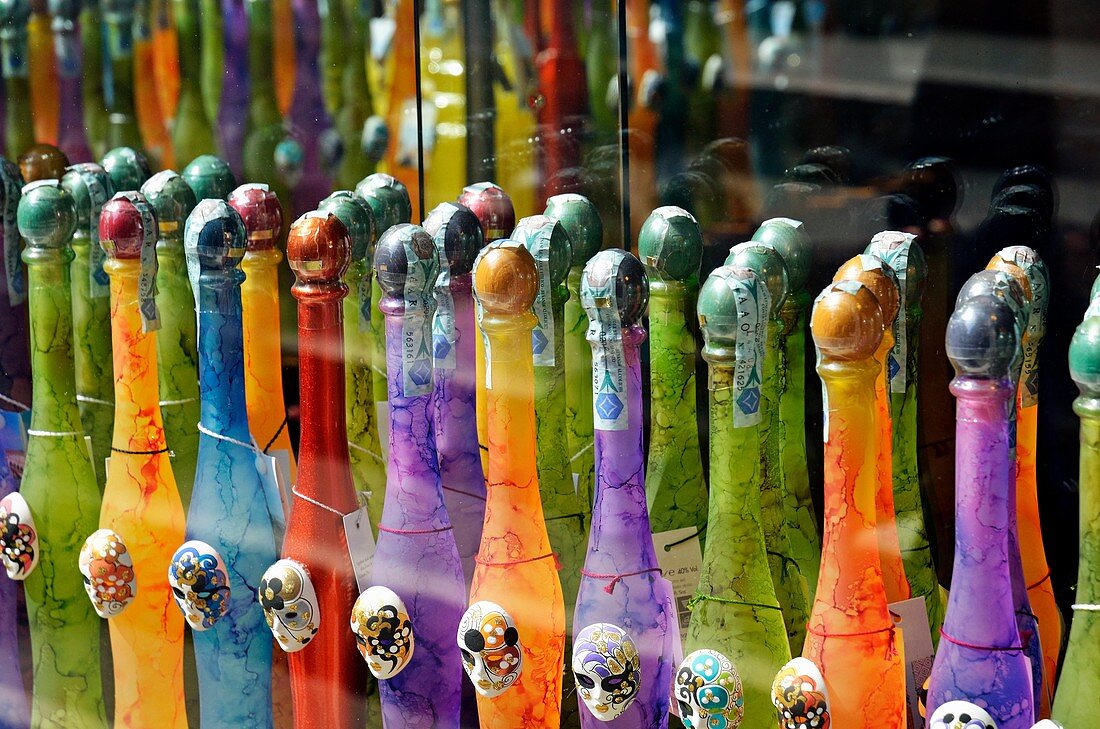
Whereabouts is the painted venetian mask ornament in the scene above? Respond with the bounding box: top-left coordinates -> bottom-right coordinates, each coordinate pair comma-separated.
929,701 -> 997,729
78,529 -> 137,618
258,559 -> 320,652
0,493 -> 38,579
168,540 -> 231,631
572,623 -> 642,721
1030,722 -> 1062,729
457,600 -> 523,697
350,585 -> 415,679
771,657 -> 830,729
674,649 -> 745,729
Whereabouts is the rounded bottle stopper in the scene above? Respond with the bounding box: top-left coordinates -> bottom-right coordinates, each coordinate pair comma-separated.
865,230 -> 928,310
637,206 -> 703,283
513,215 -> 573,289
833,254 -> 900,329
458,181 -> 515,242
544,193 -> 602,268
142,170 -> 197,239
318,191 -> 376,266
977,205 -> 1047,258
811,281 -> 884,361
994,164 -> 1055,211
725,241 -> 789,317
753,217 -> 811,292
422,202 -> 482,277
659,171 -> 720,225
1070,316 -> 1100,398
785,162 -> 840,187
354,173 -> 412,234
98,192 -> 153,260
184,199 -> 247,274
697,265 -> 755,352
799,145 -> 851,183
991,183 -> 1053,224
956,270 -> 1028,340
101,146 -> 150,193
985,248 -> 1034,302
946,294 -> 1018,380
902,156 -> 958,222
181,155 -> 237,201
228,183 -> 283,251
60,163 -> 113,228
373,223 -> 439,301
472,240 -> 538,316
16,179 -> 77,250
581,249 -> 648,328
989,245 -> 1047,313
286,211 -> 351,286
859,194 -> 922,238
18,144 -> 69,184
762,181 -> 817,223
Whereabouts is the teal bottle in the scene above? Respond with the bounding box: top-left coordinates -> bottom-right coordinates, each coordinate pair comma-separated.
172,0 -> 217,165
101,0 -> 143,152
182,154 -> 237,202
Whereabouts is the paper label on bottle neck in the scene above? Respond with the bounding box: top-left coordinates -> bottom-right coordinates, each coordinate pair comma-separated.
584,256 -> 628,431
344,501 -> 377,594
118,193 -> 161,333
726,268 -> 769,428
72,166 -> 111,298
358,271 -> 373,333
867,233 -> 916,394
400,239 -> 436,397
432,252 -> 456,371
813,288 -> 830,444
651,527 -> 703,644
1009,248 -> 1047,409
2,170 -> 25,306
527,231 -> 557,368
1,36 -> 28,79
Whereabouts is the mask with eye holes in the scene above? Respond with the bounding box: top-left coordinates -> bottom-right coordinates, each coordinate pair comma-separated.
457,601 -> 523,697
572,623 -> 641,721
928,701 -> 997,729
674,649 -> 745,729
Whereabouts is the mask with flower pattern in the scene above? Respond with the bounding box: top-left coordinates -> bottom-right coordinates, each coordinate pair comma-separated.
457,601 -> 523,698
772,657 -> 830,729
572,623 -> 642,721
674,649 -> 745,729
168,540 -> 232,630
79,529 -> 137,618
0,493 -> 38,579
350,585 -> 415,679
258,559 -> 320,652
929,701 -> 997,729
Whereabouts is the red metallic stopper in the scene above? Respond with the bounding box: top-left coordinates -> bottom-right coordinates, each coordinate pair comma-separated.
287,211 -> 351,288
228,183 -> 283,250
99,192 -> 150,260
18,144 -> 70,184
458,182 -> 515,242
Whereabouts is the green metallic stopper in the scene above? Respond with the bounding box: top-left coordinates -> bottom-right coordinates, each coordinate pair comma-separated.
753,217 -> 811,292
697,265 -> 745,357
101,146 -> 150,192
544,193 -> 602,266
60,162 -> 113,225
17,179 -> 78,250
726,241 -> 788,317
637,205 -> 703,283
318,190 -> 376,264
142,170 -> 197,238
182,154 -> 237,201
354,172 -> 411,233
1070,316 -> 1100,396
513,215 -> 573,288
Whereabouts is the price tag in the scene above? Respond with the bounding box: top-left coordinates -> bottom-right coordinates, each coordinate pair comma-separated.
343,504 -> 377,594
651,527 -> 704,644
889,597 -> 934,729
255,451 -> 287,547
269,448 -> 293,516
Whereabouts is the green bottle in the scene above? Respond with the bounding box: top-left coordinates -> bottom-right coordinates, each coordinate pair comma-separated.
171,0 -> 216,165
141,170 -> 199,506
544,193 -> 602,512
17,178 -> 108,728
331,0 -> 374,188
101,145 -> 150,193
199,0 -> 221,131
683,0 -> 721,152
638,206 -> 708,547
726,241 -> 811,655
243,0 -> 292,207
583,0 -> 616,144
753,218 -> 821,603
80,0 -> 109,160
688,264 -> 791,728
101,0 -> 143,152
1,0 -> 33,160
181,154 -> 236,201
1054,313 -> 1100,725
317,0 -> 342,118
61,163 -> 115,489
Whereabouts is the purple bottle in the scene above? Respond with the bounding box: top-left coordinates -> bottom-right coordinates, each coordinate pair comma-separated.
573,249 -> 674,728
927,294 -> 1034,729
370,223 -> 464,728
218,0 -> 248,175
287,0 -> 332,215
50,0 -> 93,163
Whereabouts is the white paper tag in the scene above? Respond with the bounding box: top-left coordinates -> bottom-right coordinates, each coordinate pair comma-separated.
358,271 -> 373,333
584,255 -> 628,431
104,456 -> 111,480
269,448 -> 293,516
889,597 -> 933,729
866,232 -> 917,394
1,165 -> 24,306
651,527 -> 704,644
398,238 -> 436,397
518,218 -> 557,367
432,248 -> 457,370
477,299 -> 493,390
118,193 -> 161,332
1,31 -> 28,78
254,451 -> 287,547
343,504 -> 376,594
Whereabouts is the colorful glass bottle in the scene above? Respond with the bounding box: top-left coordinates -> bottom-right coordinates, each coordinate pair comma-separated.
419,0 -> 465,211
80,0 -> 108,159
282,210 -> 367,728
49,0 -> 93,163
100,146 -> 150,193
17,178 -> 108,728
101,0 -> 144,153
132,0 -> 172,168
198,0 -> 221,147
142,170 -> 199,506
171,0 -> 217,166
1,0 -> 34,160
98,190 -> 188,728
182,154 -> 236,202
288,0 -> 333,215
330,0 -> 374,189
26,2 -> 57,146
243,0 -> 293,207
535,0 -> 585,198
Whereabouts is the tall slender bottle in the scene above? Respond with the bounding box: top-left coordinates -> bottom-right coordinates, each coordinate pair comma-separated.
132,0 -> 172,167
833,254 -> 910,603
423,201 -> 486,588
805,281 -> 905,728
637,207 -> 708,547
229,184 -> 297,489
171,0 -> 216,165
49,0 -> 93,163
687,264 -> 791,729
927,294 -> 1034,729
61,163 -> 114,489
98,190 -> 188,728
100,146 -> 150,193
182,154 -> 236,202
726,241 -> 810,654
545,193 -> 601,510
1052,313 -> 1100,725
288,0 -> 332,215
180,198 -> 278,727
755,218 -> 820,602
281,210 -> 367,728
243,0 -> 292,207
419,0 -> 465,210
26,2 -> 57,146
330,0 -> 373,188
1,0 -> 34,160
535,0 -> 585,197
468,240 -> 565,727
198,0 -> 221,148
101,0 -> 143,153
17,179 -> 108,728
80,0 -> 107,158
573,249 -> 674,727
142,170 -> 199,506
216,0 -> 248,174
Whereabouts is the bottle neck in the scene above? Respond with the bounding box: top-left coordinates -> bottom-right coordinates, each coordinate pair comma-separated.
648,280 -> 697,436
25,248 -> 83,433
241,249 -> 285,398
197,272 -> 251,441
104,14 -> 136,115
175,0 -> 204,82
0,29 -> 29,80
247,0 -> 281,126
1075,400 -> 1100,603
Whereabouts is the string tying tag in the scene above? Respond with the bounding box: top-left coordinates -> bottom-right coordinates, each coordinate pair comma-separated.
377,524 -> 454,536
111,444 -> 172,456
0,392 -> 29,412
581,567 -> 662,595
686,593 -> 784,612
939,629 -> 1024,652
